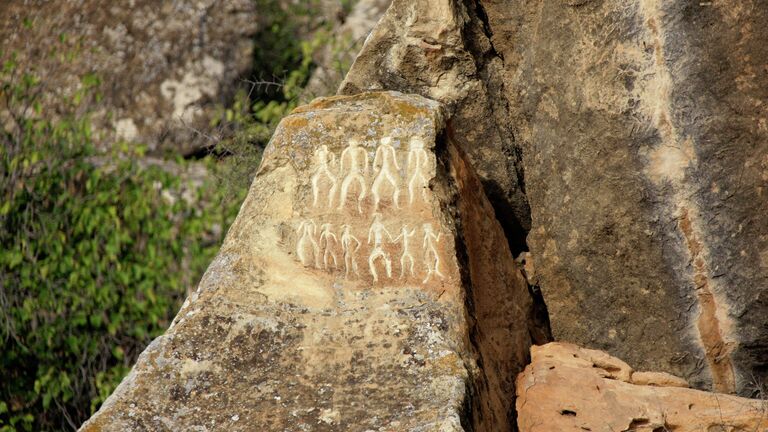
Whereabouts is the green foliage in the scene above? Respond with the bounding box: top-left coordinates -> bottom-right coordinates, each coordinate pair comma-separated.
0,62 -> 239,430
210,0 -> 334,195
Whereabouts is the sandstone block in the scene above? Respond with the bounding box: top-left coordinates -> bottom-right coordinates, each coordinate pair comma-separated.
516,343 -> 768,432
80,91 -> 537,432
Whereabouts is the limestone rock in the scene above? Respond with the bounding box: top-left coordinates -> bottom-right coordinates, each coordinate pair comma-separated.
0,0 -> 257,154
341,0 -> 768,394
79,91 -> 538,431
516,343 -> 768,432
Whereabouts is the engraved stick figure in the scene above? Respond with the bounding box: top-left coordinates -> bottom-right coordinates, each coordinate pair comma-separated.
311,145 -> 338,208
341,224 -> 361,277
367,213 -> 393,282
407,137 -> 431,206
319,223 -> 339,270
394,224 -> 417,278
422,223 -> 444,283
337,138 -> 369,213
296,220 -> 319,268
371,136 -> 401,211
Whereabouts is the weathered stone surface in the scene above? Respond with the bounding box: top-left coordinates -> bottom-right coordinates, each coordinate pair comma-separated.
516,343 -> 768,431
80,91 -> 538,431
0,0 -> 257,154
302,0 -> 391,101
342,0 -> 768,394
339,0 -> 532,253
485,0 -> 768,395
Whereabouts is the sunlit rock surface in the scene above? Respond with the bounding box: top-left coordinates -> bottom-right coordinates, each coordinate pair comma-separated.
80,91 -> 537,432
516,343 -> 768,431
341,0 -> 768,395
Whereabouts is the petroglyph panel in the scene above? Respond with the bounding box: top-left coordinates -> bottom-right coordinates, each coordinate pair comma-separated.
258,93 -> 453,288
291,214 -> 448,285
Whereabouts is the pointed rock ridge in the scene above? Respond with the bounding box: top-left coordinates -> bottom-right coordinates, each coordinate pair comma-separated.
339,0 -> 533,255
79,91 -> 537,432
342,0 -> 768,395
516,343 -> 768,431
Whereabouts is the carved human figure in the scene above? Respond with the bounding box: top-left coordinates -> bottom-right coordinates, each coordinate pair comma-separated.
371,136 -> 401,211
311,145 -> 338,208
421,223 -> 444,283
337,138 -> 369,213
367,213 -> 393,282
296,220 -> 319,268
319,223 -> 339,270
407,137 -> 431,206
340,224 -> 361,278
394,224 -> 417,278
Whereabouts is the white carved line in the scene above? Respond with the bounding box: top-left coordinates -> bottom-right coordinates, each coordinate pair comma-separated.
371,137 -> 401,212
296,219 -> 320,268
421,223 -> 444,284
337,139 -> 369,214
367,213 -> 393,282
394,225 -> 417,278
311,145 -> 338,209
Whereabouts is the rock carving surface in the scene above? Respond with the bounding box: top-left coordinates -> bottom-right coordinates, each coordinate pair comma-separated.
341,0 -> 768,395
516,343 -> 768,431
80,91 -> 538,432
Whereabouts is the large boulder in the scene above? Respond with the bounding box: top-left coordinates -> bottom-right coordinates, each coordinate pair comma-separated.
516,343 -> 768,431
341,0 -> 768,394
79,91 -> 539,431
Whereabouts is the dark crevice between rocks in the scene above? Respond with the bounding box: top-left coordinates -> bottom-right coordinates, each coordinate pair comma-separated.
459,0 -> 531,258
433,120 -> 556,431
432,126 -> 480,432
460,0 -> 552,347
470,0 -> 503,61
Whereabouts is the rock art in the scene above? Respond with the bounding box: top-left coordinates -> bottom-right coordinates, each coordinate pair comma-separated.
80,91 -> 539,432
341,0 -> 768,395
339,0 -> 532,252
516,343 -> 768,432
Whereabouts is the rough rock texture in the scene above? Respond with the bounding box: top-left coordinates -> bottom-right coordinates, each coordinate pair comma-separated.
516,343 -> 768,431
302,0 -> 392,101
341,0 -> 768,394
339,0 -> 532,253
0,0 -> 257,154
80,91 -> 538,431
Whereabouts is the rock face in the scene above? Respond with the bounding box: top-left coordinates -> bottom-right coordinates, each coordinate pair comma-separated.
79,91 -> 539,431
339,0 -> 532,253
516,343 -> 768,431
341,0 -> 768,394
0,0 -> 257,154
302,0 -> 392,101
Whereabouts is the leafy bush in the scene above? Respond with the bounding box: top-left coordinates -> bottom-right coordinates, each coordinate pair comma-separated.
0,58 -> 241,430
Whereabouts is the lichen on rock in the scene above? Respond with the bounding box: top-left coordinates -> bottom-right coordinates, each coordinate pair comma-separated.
80,91 -> 537,432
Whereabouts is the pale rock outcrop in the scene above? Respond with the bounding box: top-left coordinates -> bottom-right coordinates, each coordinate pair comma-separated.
341,0 -> 768,394
79,91 -> 539,432
516,343 -> 768,431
